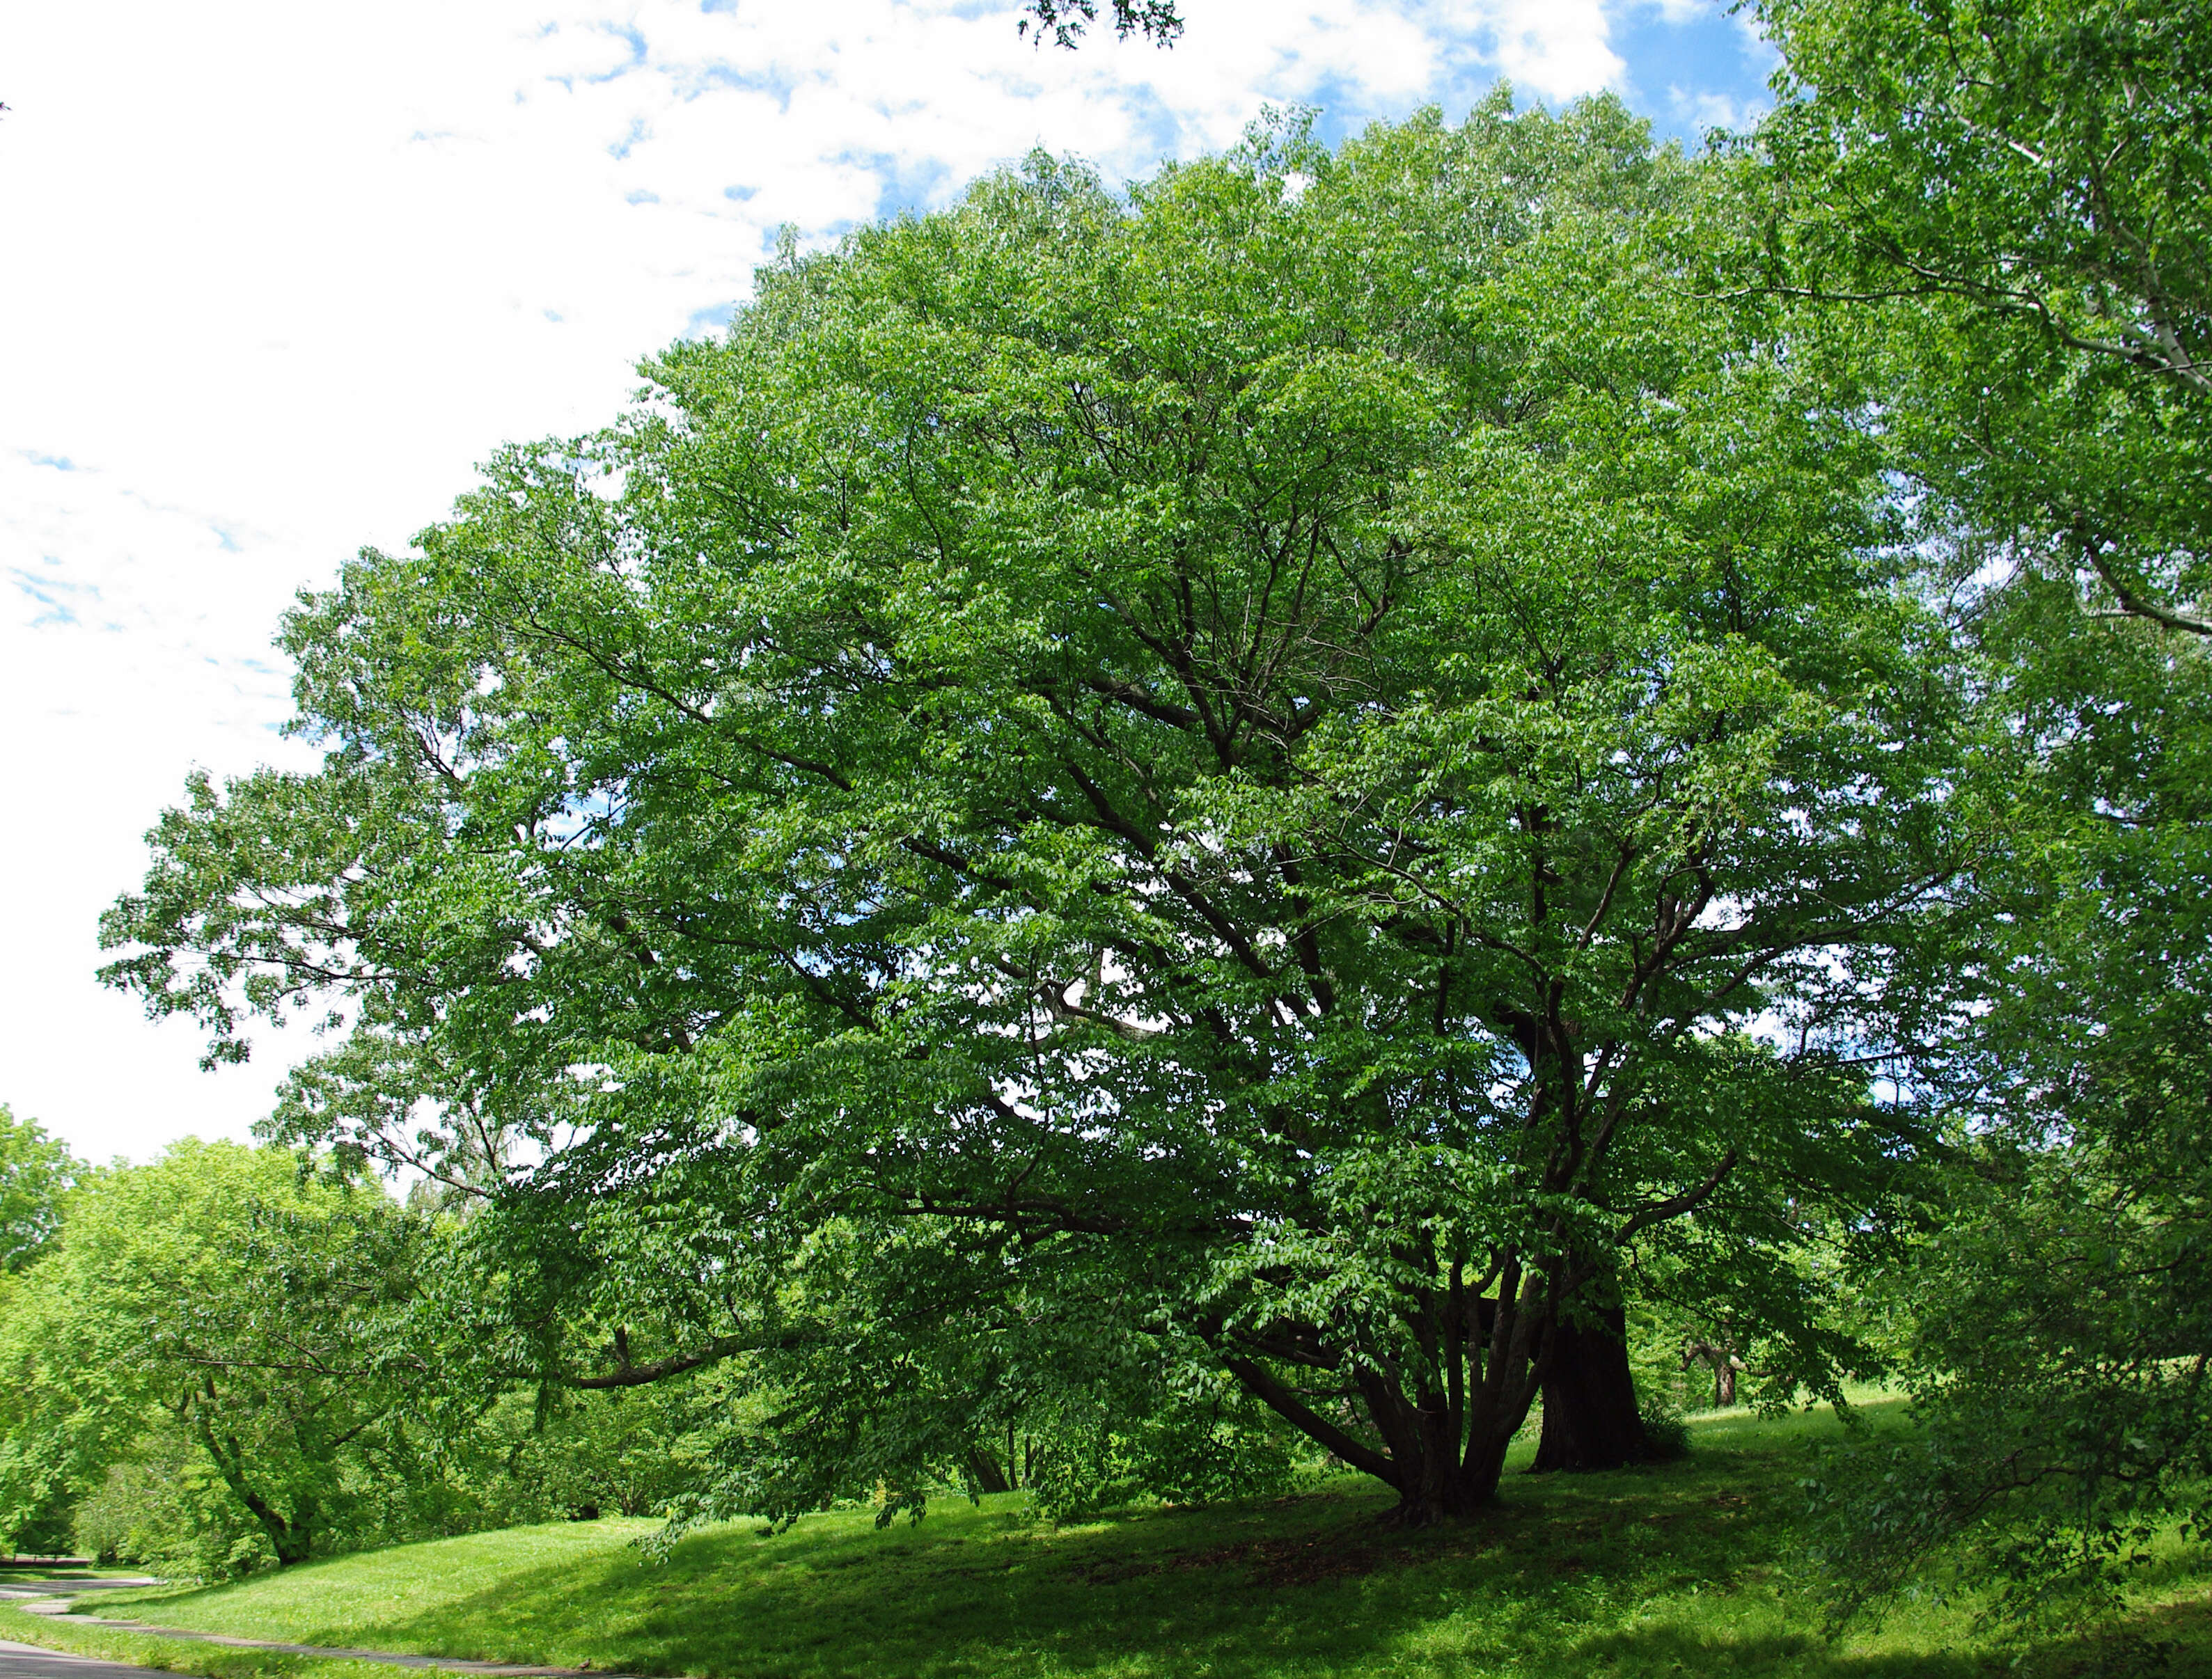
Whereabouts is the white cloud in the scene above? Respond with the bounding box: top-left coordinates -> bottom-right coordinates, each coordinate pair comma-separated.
1669,83 -> 1761,134
0,0 -> 1629,1162
1464,0 -> 1624,100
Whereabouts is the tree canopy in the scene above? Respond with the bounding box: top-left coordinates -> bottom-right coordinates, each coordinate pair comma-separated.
103,98 -> 1960,1528
0,1142 -> 428,1568
1758,0 -> 2211,638
0,1105 -> 84,1274
1755,0 -> 2212,1617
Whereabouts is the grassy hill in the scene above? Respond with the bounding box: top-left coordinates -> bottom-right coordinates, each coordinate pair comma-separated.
8,1406 -> 2211,1679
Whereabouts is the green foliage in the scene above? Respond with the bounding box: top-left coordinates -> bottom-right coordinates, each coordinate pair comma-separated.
101,98 -> 1961,1528
1757,0 -> 2212,637
0,1140 -> 737,1568
27,1410 -> 2212,1679
1805,613 -> 2212,1622
0,1104 -> 86,1274
1010,1364 -> 1301,1520
1755,0 -> 2212,1624
1632,1396 -> 1690,1463
73,1442 -> 283,1579
1811,1135 -> 2212,1631
0,1142 -> 432,1572
500,1382 -> 717,1522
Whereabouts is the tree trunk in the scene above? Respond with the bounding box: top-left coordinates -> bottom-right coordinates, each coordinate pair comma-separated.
1682,1339 -> 1745,1408
194,1414 -> 316,1564
232,1480 -> 314,1564
966,1447 -> 1012,1495
1222,1274 -> 1548,1525
1530,1304 -> 1654,1472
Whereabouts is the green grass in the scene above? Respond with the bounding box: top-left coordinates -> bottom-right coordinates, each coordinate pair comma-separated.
0,1602 -> 472,1679
19,1406 -> 2212,1679
0,1559 -> 481,1679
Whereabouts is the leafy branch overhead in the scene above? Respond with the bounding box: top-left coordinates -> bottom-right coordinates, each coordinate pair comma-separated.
1019,0 -> 1183,49
1758,0 -> 2212,637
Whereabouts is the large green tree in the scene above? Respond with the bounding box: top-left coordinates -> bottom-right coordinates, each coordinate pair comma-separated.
104,102 -> 1957,1525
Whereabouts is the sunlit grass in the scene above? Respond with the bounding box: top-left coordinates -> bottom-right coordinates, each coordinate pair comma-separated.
0,1599 -> 466,1679
16,1405 -> 2211,1679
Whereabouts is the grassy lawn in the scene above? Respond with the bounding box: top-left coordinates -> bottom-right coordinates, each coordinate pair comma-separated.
19,1406 -> 2212,1679
0,1608 -> 471,1679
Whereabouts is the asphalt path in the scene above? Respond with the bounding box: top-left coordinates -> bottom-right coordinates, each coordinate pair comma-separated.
0,1579 -> 171,1679
0,1637 -> 175,1679
0,1579 -> 159,1679
0,1579 -> 620,1679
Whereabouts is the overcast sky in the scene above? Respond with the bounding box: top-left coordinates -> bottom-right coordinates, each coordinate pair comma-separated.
0,0 -> 1773,1164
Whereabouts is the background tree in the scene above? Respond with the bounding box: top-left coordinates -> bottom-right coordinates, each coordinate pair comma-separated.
1802,562 -> 2212,1623
0,1106 -> 92,1554
0,1104 -> 85,1274
103,101 -> 1956,1528
1755,0 -> 2212,1622
1757,0 -> 2210,638
0,1142 -> 431,1569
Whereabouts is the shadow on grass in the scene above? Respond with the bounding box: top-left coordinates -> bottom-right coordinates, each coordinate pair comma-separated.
75,1408 -> 2212,1679
287,1455 -> 1895,1678
1570,1616 -> 2212,1679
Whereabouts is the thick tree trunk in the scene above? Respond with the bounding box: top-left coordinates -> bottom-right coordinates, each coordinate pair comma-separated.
1384,1410 -> 1523,1525
1530,1304 -> 1654,1472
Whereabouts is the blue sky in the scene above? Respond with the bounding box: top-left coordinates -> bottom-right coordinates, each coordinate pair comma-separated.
0,0 -> 1778,1160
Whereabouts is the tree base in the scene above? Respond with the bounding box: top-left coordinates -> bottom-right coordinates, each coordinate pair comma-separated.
1528,1304 -> 1658,1474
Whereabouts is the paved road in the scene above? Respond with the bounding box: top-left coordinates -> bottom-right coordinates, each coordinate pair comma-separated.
0,1586 -> 158,1604
0,1579 -> 622,1679
0,1584 -> 184,1679
0,1637 -> 168,1679
0,1575 -> 164,1679
19,1618 -> 613,1678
